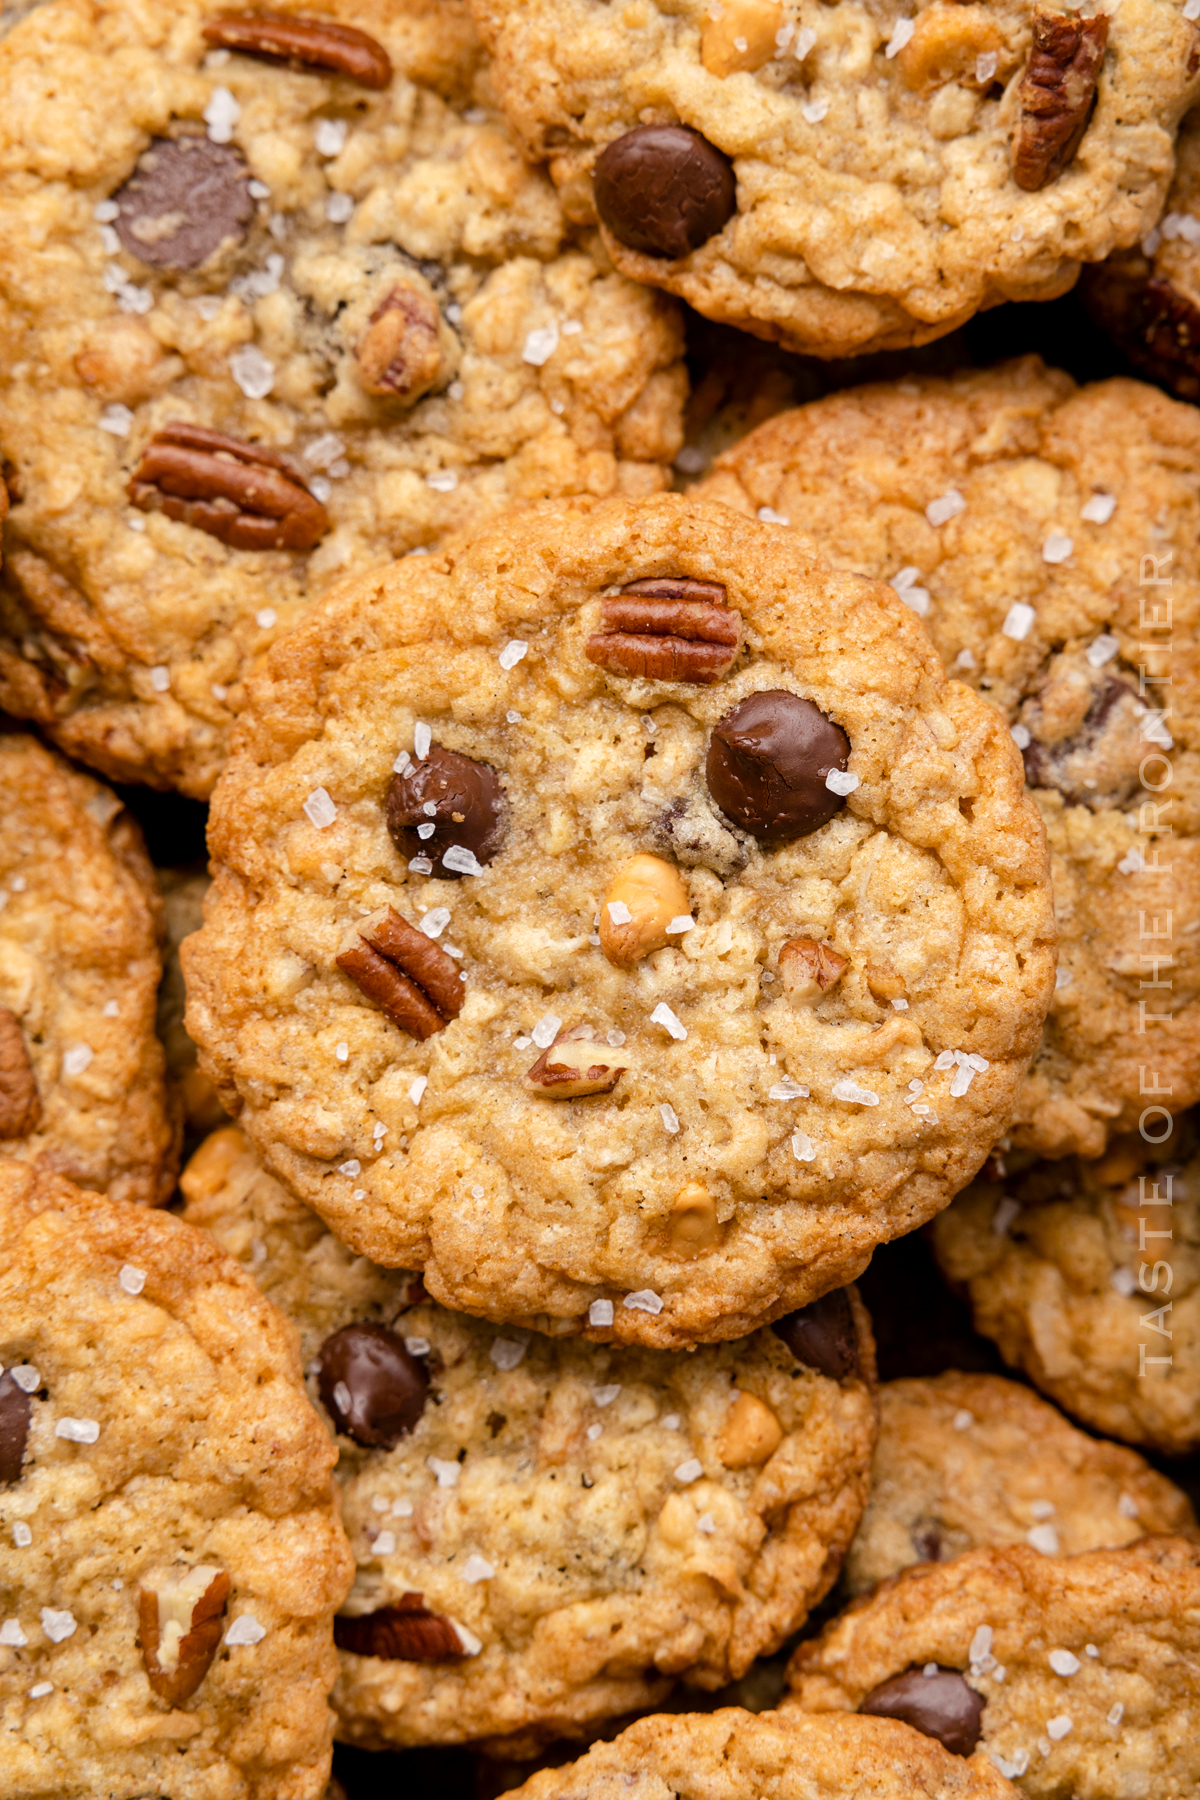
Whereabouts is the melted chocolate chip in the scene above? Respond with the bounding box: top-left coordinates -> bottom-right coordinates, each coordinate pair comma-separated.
113,135 -> 253,271
386,744 -> 506,878
316,1324 -> 428,1450
772,1288 -> 859,1379
860,1667 -> 985,1757
0,1370 -> 31,1484
593,124 -> 735,260
707,690 -> 850,843
1019,654 -> 1146,810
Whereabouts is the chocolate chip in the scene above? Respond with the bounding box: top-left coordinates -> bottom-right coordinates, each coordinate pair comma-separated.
386,744 -> 506,878
316,1324 -> 428,1449
113,135 -> 253,271
0,1370 -> 31,1484
707,690 -> 850,842
772,1287 -> 859,1379
593,124 -> 735,260
1019,654 -> 1145,810
860,1667 -> 985,1757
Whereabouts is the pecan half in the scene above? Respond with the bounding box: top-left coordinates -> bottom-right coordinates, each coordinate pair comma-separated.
138,1565 -> 231,1706
335,1592 -> 470,1661
336,906 -> 464,1042
1012,9 -> 1108,191
525,1026 -> 632,1098
0,1005 -> 40,1139
586,577 -> 742,684
357,284 -> 443,400
129,422 -> 328,552
202,11 -> 392,88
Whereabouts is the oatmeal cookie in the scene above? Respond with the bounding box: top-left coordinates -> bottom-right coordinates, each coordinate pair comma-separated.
471,0 -> 1200,360
0,0 -> 686,798
157,866 -> 229,1140
179,1125 -> 877,1754
183,493 -> 1055,1346
501,1707 -> 1018,1800
695,357 -> 1200,1161
0,729 -> 174,1205
0,1159 -> 354,1800
844,1371 -> 1194,1596
786,1536 -> 1200,1799
930,1126 -> 1200,1454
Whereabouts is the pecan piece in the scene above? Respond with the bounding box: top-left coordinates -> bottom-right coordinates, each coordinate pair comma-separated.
1012,9 -> 1108,192
525,1026 -> 632,1098
0,1005 -> 40,1139
138,1565 -> 231,1706
129,422 -> 329,551
336,906 -> 464,1042
357,284 -> 443,400
586,577 -> 742,684
1084,267 -> 1200,403
335,1592 -> 472,1661
202,11 -> 392,88
779,937 -> 848,1005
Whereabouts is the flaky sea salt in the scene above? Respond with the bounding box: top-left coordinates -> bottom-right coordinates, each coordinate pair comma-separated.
1002,602 -> 1035,642
326,192 -> 354,224
1118,1492 -> 1140,1519
1046,1717 -> 1072,1741
203,86 -> 240,143
1049,1650 -> 1080,1676
12,1524 -> 31,1548
149,665 -> 170,693
99,403 -> 133,437
769,1078 -> 808,1100
230,346 -> 275,399
1118,847 -> 1144,875
8,1367 -> 38,1393
660,1103 -> 681,1134
499,640 -> 528,671
420,907 -> 451,939
975,49 -> 998,80
315,117 -> 348,157
756,505 -> 789,525
589,1299 -> 614,1327
428,1457 -> 460,1488
1081,492 -> 1117,525
667,915 -> 694,934
225,1615 -> 266,1647
63,1044 -> 93,1078
522,323 -> 559,366
426,469 -> 458,492
118,1265 -> 145,1297
800,96 -> 830,124
953,1409 -> 975,1431
462,1554 -> 495,1583
607,901 -> 632,925
1011,723 -> 1031,749
825,769 -> 859,796
674,1458 -> 703,1483
832,1078 -> 878,1106
791,1131 -> 815,1162
1042,532 -> 1073,564
490,1338 -> 526,1371
0,1620 -> 26,1647
409,1076 -> 427,1106
925,488 -> 965,527
650,1002 -> 687,1041
55,1418 -> 99,1444
40,1609 -> 76,1643
594,1384 -> 621,1406
886,16 -> 914,54
992,1198 -> 1021,1236
532,1013 -> 562,1050
303,788 -> 337,829
443,845 -> 484,876
1028,1523 -> 1060,1554
624,1289 -> 664,1314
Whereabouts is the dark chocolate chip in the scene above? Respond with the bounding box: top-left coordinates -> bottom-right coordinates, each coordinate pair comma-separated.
113,135 -> 253,271
1020,660 -> 1145,810
860,1666 -> 985,1757
0,1370 -> 31,1484
593,124 -> 735,260
386,744 -> 506,879
772,1287 -> 859,1379
707,690 -> 850,842
316,1323 -> 428,1450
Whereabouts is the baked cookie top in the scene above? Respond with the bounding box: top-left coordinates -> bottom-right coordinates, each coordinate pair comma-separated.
184,493 -> 1055,1346
0,0 -> 685,798
0,1160 -> 353,1800
786,1537 -> 1200,1799
844,1371 -> 1195,1596
500,1707 -> 1019,1800
695,357 -> 1200,1162
471,0 -> 1200,359
179,1125 -> 877,1755
931,1126 -> 1200,1455
0,730 -> 175,1206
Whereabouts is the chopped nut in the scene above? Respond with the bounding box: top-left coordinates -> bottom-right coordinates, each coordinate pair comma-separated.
335,1593 -> 471,1660
701,0 -> 783,76
336,906 -> 464,1041
665,1181 -> 722,1257
779,937 -> 848,1005
138,1565 -> 230,1706
357,283 -> 444,402
0,1005 -> 40,1140
587,578 -> 742,685
129,422 -> 328,551
599,854 -> 690,969
202,11 -> 392,87
1012,9 -> 1108,192
526,1026 -> 631,1098
717,1391 -> 783,1468
865,965 -> 907,1003
898,5 -> 1002,91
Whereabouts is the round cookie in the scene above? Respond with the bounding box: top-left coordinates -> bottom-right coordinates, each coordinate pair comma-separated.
786,1537 -> 1200,1798
179,1125 -> 878,1754
182,492 -> 1056,1345
499,1708 -> 1019,1800
0,0 -> 686,798
470,0 -> 1200,360
0,1159 -> 354,1800
157,866 -> 229,1141
695,358 -> 1200,1161
930,1126 -> 1200,1455
844,1371 -> 1195,1597
0,729 -> 175,1205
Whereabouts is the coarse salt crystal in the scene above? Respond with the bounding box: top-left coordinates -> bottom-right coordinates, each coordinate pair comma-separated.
443,845 -> 484,876
674,445 -> 707,474
103,1000 -> 120,1018
256,608 -> 277,630
800,96 -> 830,124
532,1013 -> 562,1050
1108,1703 -> 1124,1725
697,1512 -> 717,1533
29,1682 -> 53,1699
1011,723 -> 1031,748
769,1077 -> 807,1100
505,710 -> 522,724
934,1050 -> 957,1070
1046,1716 -> 1072,1741
1118,847 -> 1144,875
607,900 -> 632,925
203,86 -> 240,143
667,915 -> 694,934
624,1289 -> 664,1314
371,1530 -> 396,1555
8,1367 -> 38,1393
149,665 -> 170,693
420,907 -> 451,939
99,403 -> 133,437
409,1075 -> 427,1106
594,1384 -> 621,1407
1081,492 -> 1117,525
992,1198 -> 1021,1237
650,1002 -> 687,1041
825,768 -> 859,796
756,505 -> 789,525
791,1130 -> 816,1162
12,1524 -> 31,1547
1086,1644 -> 1099,1658
118,1265 -> 145,1296
589,1299 -> 614,1327
949,1065 -> 974,1097
393,1497 -> 413,1517
886,16 -> 914,54
499,640 -> 528,671
230,345 -> 275,399
831,1078 -> 879,1106
339,1160 -> 361,1178
63,1044 -> 93,1078
1042,532 -> 1073,564
1118,1492 -> 1140,1519
953,1409 -> 975,1431
490,1337 -> 526,1371
335,1042 -> 349,1063
891,997 -> 909,1010
969,1625 -> 994,1665
315,117 -> 348,157
1002,602 -> 1035,641
925,489 -> 966,527
462,1554 -> 495,1583
1186,0 -> 1200,18
303,788 -> 337,829
991,1751 -> 1030,1780
225,1615 -> 266,1647
1050,1650 -> 1080,1676
428,1457 -> 460,1488
976,49 -> 998,79
674,1458 -> 703,1483
40,1609 -> 76,1643
426,469 -> 458,492
0,1619 -> 26,1646
793,24 -> 817,55
56,1418 -> 99,1444
471,1185 -> 484,1198
1055,967 -> 1073,991
522,323 -> 559,366
660,1103 -> 680,1134
1027,1523 -> 1060,1554
326,192 -> 354,224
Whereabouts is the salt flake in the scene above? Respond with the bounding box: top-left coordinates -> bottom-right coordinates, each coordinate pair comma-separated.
623,1289 -> 664,1314
589,1299 -> 615,1327
303,788 -> 337,829
499,640 -> 528,671
225,1614 -> 266,1647
650,1002 -> 687,1041
1002,602 -> 1035,642
118,1265 -> 146,1296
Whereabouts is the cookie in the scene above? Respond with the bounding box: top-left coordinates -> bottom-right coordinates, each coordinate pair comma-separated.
182,492 -> 1056,1346
0,729 -> 175,1206
786,1536 -> 1200,1798
0,1159 -> 354,1799
157,866 -> 229,1141
179,1125 -> 878,1754
844,1371 -> 1195,1596
695,357 -> 1200,1162
0,0 -> 686,799
470,0 -> 1200,360
930,1125 -> 1200,1455
499,1707 -> 1019,1800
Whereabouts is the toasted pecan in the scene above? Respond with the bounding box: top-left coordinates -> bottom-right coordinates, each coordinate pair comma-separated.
586,576 -> 741,684
0,1005 -> 40,1140
129,422 -> 328,551
1012,9 -> 1108,191
337,907 -> 464,1041
202,11 -> 392,88
335,1593 -> 469,1660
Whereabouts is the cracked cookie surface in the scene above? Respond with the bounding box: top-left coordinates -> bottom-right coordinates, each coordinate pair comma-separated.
0,1160 -> 353,1800
179,1125 -> 877,1754
183,493 -> 1055,1345
0,0 -> 685,797
696,358 -> 1200,1160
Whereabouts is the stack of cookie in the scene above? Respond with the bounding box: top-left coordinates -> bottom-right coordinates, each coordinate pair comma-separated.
0,3 -> 1198,1799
